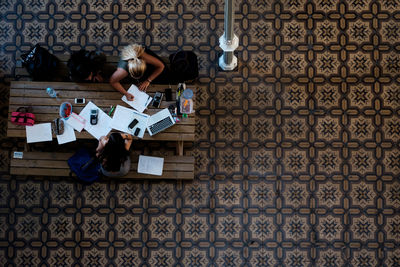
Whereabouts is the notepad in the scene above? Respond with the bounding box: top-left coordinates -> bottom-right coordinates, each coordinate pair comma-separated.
26,123 -> 52,143
79,101 -> 112,140
121,84 -> 153,113
56,122 -> 76,144
110,105 -> 149,139
65,112 -> 86,132
138,155 -> 164,176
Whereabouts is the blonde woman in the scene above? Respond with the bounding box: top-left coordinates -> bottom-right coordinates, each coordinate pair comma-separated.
110,44 -> 167,100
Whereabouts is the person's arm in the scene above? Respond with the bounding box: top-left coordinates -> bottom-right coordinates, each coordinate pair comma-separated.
109,68 -> 134,100
121,133 -> 133,150
138,52 -> 165,91
96,136 -> 107,157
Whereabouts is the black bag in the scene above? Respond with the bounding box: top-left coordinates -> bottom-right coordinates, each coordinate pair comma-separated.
21,44 -> 59,81
169,51 -> 199,82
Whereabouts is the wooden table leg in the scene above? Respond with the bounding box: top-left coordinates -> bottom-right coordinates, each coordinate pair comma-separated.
177,141 -> 184,156
24,142 -> 31,152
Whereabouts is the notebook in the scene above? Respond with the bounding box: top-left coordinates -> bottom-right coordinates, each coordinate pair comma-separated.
121,84 -> 152,113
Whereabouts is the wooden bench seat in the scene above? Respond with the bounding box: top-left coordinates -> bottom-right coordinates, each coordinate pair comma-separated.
10,151 -> 194,180
15,54 -> 171,81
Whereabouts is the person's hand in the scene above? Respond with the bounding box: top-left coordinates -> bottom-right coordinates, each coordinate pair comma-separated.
138,80 -> 151,91
125,92 -> 134,101
121,133 -> 133,140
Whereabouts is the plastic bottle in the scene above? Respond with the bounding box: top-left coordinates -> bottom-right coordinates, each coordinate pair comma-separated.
180,89 -> 194,114
46,87 -> 58,98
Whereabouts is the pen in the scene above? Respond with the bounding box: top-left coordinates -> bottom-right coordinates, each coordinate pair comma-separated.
108,106 -> 115,116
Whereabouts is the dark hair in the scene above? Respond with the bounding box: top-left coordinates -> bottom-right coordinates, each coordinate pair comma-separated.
67,49 -> 106,82
98,133 -> 129,172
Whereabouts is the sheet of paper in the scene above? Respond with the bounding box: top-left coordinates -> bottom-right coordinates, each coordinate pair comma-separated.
26,123 -> 53,143
65,112 -> 86,132
138,155 -> 164,176
110,105 -> 149,138
79,101 -> 112,140
56,122 -> 76,144
121,84 -> 153,113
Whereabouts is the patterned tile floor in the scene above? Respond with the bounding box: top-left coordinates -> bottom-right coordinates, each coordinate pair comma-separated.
1,0 -> 400,266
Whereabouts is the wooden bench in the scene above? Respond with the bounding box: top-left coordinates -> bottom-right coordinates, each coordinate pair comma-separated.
8,81 -> 199,179
15,54 -> 170,82
10,151 -> 194,180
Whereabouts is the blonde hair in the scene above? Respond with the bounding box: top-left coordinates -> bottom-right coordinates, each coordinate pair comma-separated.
121,44 -> 146,79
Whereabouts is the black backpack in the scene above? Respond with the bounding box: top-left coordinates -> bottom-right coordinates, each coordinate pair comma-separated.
169,51 -> 199,82
21,44 -> 59,81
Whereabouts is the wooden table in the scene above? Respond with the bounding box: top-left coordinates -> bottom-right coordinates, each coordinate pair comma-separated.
8,81 -> 196,153
8,81 -> 198,179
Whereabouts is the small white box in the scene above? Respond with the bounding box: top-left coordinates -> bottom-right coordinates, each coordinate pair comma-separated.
13,151 -> 23,159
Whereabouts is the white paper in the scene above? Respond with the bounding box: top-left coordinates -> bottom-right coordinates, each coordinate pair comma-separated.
79,101 -> 112,140
138,155 -> 164,176
110,105 -> 149,138
56,122 -> 76,144
122,84 -> 153,113
65,112 -> 86,132
26,123 -> 53,143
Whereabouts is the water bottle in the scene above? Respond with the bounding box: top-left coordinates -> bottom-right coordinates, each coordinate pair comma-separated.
46,87 -> 58,99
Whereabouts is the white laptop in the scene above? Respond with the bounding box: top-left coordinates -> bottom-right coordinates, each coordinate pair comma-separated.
146,108 -> 175,136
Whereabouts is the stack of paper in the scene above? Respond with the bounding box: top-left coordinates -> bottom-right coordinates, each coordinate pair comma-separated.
110,105 -> 149,138
79,101 -> 112,140
56,123 -> 76,144
138,155 -> 164,176
26,123 -> 53,143
66,112 -> 86,132
121,84 -> 153,112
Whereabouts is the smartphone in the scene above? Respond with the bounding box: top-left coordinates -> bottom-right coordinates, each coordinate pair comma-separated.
90,109 -> 98,125
165,88 -> 172,101
152,92 -> 163,108
75,98 -> 85,104
134,128 -> 140,136
128,118 -> 139,129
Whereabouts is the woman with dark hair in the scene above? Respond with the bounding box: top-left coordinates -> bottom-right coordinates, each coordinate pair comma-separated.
96,132 -> 133,177
68,49 -> 106,82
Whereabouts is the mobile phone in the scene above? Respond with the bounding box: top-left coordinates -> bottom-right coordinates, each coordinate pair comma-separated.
90,109 -> 98,125
165,88 -> 172,101
128,118 -> 139,129
152,92 -> 163,108
75,98 -> 85,104
134,128 -> 140,136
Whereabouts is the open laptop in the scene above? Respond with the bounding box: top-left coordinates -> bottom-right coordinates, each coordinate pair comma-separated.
146,108 -> 175,136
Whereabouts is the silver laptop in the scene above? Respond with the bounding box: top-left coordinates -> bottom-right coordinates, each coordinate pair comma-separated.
146,108 -> 175,136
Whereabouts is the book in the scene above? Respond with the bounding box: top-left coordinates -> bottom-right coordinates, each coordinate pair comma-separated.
138,155 -> 164,176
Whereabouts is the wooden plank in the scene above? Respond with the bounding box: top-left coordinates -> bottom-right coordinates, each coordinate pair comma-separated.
10,167 -> 71,176
11,167 -> 194,179
121,171 -> 194,180
10,81 -> 191,93
11,159 -> 194,171
11,151 -> 73,160
11,151 -> 194,163
7,128 -> 195,141
177,141 -> 184,156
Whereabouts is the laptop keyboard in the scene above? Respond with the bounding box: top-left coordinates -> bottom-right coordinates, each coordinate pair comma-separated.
149,116 -> 174,135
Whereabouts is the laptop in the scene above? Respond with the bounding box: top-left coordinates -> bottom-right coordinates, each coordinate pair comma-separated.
146,108 -> 175,136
